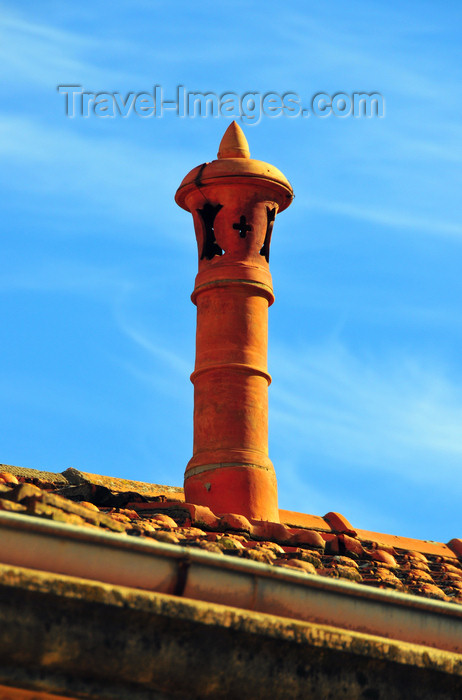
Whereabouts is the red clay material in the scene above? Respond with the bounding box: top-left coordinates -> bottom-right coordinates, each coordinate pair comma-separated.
175,122 -> 293,521
356,529 -> 457,558
324,511 -> 357,536
279,509 -> 334,532
1,468 -> 462,610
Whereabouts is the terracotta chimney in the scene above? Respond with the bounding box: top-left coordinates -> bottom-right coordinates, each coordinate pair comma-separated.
175,122 -> 293,522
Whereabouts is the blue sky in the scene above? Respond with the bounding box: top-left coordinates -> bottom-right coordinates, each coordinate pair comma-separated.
1,1 -> 461,542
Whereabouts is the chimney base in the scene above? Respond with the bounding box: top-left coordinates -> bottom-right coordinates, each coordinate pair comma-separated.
185,452 -> 279,522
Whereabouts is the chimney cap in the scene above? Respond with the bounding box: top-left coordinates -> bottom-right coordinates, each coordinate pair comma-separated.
175,123 -> 293,212
217,121 -> 250,159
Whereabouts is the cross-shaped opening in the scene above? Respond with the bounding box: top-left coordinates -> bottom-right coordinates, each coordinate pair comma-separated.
233,215 -> 252,239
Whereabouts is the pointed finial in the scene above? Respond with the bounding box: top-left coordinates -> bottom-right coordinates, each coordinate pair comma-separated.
217,121 -> 250,159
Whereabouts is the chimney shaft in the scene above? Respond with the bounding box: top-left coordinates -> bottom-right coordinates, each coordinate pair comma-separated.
175,122 -> 293,521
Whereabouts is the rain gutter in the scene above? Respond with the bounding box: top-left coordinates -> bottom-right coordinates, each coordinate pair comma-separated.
0,510 -> 461,655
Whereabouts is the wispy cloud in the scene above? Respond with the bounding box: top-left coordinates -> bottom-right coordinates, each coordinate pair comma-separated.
270,341 -> 462,485
0,258 -> 133,296
112,293 -> 193,402
263,2 -> 461,101
119,321 -> 191,378
306,199 -> 462,238
0,114 -> 194,233
0,5 -> 138,88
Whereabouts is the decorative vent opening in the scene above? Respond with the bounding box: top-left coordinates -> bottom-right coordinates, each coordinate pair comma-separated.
198,203 -> 224,260
233,215 -> 252,239
260,207 -> 276,262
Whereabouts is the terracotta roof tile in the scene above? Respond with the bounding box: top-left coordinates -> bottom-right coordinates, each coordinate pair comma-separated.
0,465 -> 461,608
